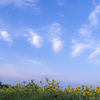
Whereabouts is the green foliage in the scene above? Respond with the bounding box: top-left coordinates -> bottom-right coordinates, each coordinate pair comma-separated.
0,78 -> 100,100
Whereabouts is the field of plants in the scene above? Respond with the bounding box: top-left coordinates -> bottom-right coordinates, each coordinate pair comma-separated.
0,77 -> 100,100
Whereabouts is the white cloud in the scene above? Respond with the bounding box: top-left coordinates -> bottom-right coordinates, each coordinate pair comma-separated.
78,27 -> 92,37
73,4 -> 100,62
71,43 -> 86,58
58,13 -> 64,17
0,31 -> 13,43
28,29 -> 43,48
0,0 -> 39,10
26,59 -> 45,66
78,4 -> 100,38
58,1 -> 64,6
52,39 -> 64,53
92,0 -> 96,5
45,23 -> 62,41
88,47 -> 100,59
88,4 -> 100,26
23,34 -> 27,37
71,39 -> 96,58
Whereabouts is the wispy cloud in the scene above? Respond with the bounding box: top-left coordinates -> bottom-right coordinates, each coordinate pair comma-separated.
88,47 -> 100,59
45,23 -> 62,41
78,4 -> 100,37
71,39 -> 87,58
45,23 -> 64,53
71,39 -> 96,58
78,27 -> 92,37
0,0 -> 38,6
0,31 -> 13,43
88,4 -> 100,26
23,34 -> 27,37
25,59 -> 45,66
72,4 -> 100,59
52,39 -> 64,53
58,1 -> 64,6
27,29 -> 43,48
58,13 -> 64,17
0,0 -> 39,10
92,0 -> 96,5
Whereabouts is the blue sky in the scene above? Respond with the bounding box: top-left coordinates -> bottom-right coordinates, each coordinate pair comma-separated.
0,0 -> 100,90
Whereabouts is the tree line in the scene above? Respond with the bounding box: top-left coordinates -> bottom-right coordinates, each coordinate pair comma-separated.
0,81 -> 9,89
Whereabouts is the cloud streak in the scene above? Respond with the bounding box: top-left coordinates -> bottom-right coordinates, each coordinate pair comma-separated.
88,4 -> 100,26
58,13 -> 64,17
58,1 -> 64,6
71,4 -> 100,59
0,0 -> 39,9
88,47 -> 100,59
78,27 -> 92,37
71,39 -> 96,58
25,59 -> 45,66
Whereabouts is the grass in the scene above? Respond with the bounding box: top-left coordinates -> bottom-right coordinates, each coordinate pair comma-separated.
0,77 -> 100,100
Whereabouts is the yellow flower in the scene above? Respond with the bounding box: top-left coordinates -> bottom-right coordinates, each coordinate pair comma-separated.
75,87 -> 78,90
6,89 -> 9,91
90,97 -> 92,99
95,86 -> 99,90
92,87 -> 94,90
43,87 -> 45,91
13,89 -> 15,92
81,85 -> 84,88
39,88 -> 41,90
52,86 -> 56,90
35,84 -> 37,87
95,90 -> 98,93
45,77 -> 48,81
60,89 -> 62,91
89,85 -> 92,88
3,86 -> 5,89
46,86 -> 49,89
93,96 -> 95,99
50,85 -> 52,87
83,92 -> 86,96
56,82 -> 58,85
52,79 -> 54,82
71,88 -> 73,90
30,80 -> 33,83
50,82 -> 52,85
22,81 -> 25,84
40,81 -> 42,83
69,89 -> 72,93
77,86 -> 80,90
83,88 -> 86,91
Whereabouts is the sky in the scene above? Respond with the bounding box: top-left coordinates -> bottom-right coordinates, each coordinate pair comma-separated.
0,0 -> 100,90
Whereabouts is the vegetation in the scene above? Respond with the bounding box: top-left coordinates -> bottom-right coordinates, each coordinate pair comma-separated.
0,78 -> 100,100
